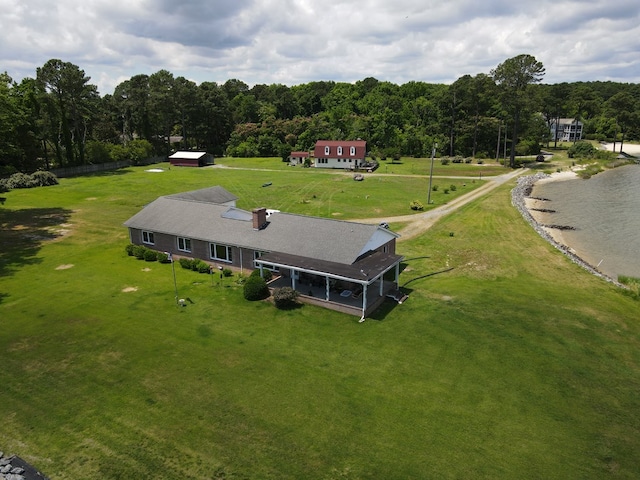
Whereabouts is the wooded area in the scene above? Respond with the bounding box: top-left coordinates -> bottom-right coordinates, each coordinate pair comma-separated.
2,54 -> 639,174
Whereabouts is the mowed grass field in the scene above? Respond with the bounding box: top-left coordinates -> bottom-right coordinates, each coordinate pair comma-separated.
1,160 -> 639,479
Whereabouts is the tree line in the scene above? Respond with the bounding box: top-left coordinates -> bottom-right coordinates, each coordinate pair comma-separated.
2,54 -> 639,174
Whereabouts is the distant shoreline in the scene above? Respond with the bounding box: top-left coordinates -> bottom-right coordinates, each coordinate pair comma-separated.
511,172 -> 622,286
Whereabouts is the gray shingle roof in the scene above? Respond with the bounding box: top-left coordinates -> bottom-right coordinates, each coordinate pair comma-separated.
259,249 -> 402,282
124,193 -> 398,266
0,451 -> 48,480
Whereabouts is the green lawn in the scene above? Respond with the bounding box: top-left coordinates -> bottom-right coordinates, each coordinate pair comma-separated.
220,155 -> 508,177
1,161 -> 639,479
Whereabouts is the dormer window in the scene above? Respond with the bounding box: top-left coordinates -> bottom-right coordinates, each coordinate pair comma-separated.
350,146 -> 356,156
337,146 -> 343,155
324,145 -> 330,155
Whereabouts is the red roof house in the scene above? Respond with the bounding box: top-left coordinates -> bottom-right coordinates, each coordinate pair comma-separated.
313,140 -> 367,169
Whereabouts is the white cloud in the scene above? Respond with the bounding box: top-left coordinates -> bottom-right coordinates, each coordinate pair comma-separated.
1,0 -> 639,94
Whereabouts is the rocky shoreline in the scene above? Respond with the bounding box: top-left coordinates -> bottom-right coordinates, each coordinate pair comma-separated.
511,173 -> 622,286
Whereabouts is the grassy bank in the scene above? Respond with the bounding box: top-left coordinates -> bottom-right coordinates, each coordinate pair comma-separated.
1,162 -> 639,479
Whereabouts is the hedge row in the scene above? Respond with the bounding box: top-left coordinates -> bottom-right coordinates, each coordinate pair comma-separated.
125,244 -> 169,263
0,171 -> 59,193
123,246 -> 299,310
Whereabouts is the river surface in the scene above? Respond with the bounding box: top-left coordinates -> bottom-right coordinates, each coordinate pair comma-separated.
531,164 -> 640,280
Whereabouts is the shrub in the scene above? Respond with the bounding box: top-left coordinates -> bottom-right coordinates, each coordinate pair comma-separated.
449,184 -> 457,192
1,171 -> 59,191
125,244 -> 136,256
30,170 -> 59,187
465,157 -> 472,163
432,185 -> 439,191
156,252 -> 169,263
243,276 -> 270,301
179,258 -> 196,269
144,249 -> 158,262
452,156 -> 464,164
410,200 -> 424,211
250,268 -> 272,281
7,172 -> 37,189
222,268 -> 233,277
567,141 -> 596,159
196,260 -> 211,273
273,287 -> 299,309
443,188 -> 450,194
515,139 -> 541,156
477,159 -> 484,164
133,245 -> 147,260
440,158 -> 450,165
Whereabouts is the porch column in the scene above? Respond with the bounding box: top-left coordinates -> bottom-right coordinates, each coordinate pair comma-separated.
379,278 -> 384,296
395,263 -> 400,287
292,270 -> 296,290
325,276 -> 330,301
361,284 -> 368,318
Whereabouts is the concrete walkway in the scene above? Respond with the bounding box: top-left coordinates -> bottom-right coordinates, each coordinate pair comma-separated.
351,168 -> 526,241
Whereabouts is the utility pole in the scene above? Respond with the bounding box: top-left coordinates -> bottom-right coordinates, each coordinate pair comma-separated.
166,252 -> 178,304
427,143 -> 437,204
495,123 -> 502,162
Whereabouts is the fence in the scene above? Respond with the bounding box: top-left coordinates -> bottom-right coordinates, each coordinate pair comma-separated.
50,156 -> 167,178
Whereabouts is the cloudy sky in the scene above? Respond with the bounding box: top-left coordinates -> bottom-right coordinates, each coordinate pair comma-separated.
2,0 -> 640,95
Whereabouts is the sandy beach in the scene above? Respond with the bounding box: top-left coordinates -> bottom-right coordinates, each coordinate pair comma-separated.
601,142 -> 640,155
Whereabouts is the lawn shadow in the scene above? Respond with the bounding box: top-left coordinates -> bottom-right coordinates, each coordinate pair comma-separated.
84,168 -> 135,178
0,207 -> 73,287
368,286 -> 414,321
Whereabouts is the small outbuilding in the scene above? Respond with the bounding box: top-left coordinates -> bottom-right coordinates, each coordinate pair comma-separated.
289,151 -> 310,166
169,151 -> 214,167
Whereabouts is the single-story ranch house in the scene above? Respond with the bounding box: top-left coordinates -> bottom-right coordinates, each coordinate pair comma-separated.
124,186 -> 403,318
313,140 -> 367,169
169,151 -> 214,167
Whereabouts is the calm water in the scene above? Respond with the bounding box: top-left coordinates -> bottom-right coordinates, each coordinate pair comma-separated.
532,164 -> 640,280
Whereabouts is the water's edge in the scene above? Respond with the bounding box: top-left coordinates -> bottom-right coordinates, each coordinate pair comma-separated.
511,173 -> 623,286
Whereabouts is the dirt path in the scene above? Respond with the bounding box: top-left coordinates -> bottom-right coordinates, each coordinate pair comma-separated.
350,169 -> 526,241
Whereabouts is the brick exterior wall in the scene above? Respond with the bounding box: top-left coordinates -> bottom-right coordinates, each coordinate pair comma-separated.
129,228 -> 260,273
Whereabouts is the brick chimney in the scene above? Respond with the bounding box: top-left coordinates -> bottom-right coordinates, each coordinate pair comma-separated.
252,207 -> 268,230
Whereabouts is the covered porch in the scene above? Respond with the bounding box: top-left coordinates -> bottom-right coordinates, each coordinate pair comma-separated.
256,250 -> 403,319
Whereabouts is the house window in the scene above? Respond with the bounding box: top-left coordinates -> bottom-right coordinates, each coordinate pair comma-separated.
324,145 -> 330,155
177,237 -> 191,253
142,231 -> 155,245
337,146 -> 343,155
254,251 -> 279,272
350,146 -> 356,156
210,243 -> 233,263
